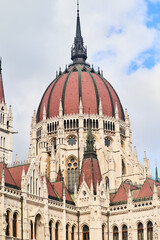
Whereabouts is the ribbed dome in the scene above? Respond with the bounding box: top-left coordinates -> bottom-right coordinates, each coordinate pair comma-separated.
36,64 -> 124,122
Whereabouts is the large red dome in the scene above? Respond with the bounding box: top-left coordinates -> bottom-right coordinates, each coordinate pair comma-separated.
36,64 -> 124,122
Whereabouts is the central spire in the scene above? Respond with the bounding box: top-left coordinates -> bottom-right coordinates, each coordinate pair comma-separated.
71,0 -> 87,65
84,118 -> 97,159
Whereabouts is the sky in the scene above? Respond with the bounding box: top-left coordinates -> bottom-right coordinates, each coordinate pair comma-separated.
0,0 -> 160,177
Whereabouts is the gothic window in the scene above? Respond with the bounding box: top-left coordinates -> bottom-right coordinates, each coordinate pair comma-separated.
30,177 -> 32,194
68,136 -> 77,146
55,222 -> 59,240
102,224 -> 105,240
30,220 -> 33,239
66,224 -> 69,240
122,159 -> 126,175
6,210 -> 10,236
71,225 -> 75,240
67,158 -> 78,193
33,170 -> 35,195
83,225 -> 89,240
122,225 -> 128,240
113,226 -> 119,240
49,220 -> 53,240
105,177 -> 109,190
147,221 -> 153,240
53,138 -> 56,150
138,223 -> 143,240
105,137 -> 111,147
13,212 -> 18,237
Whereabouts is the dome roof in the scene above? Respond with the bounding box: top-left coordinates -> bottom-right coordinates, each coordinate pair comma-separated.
36,4 -> 124,122
36,64 -> 124,122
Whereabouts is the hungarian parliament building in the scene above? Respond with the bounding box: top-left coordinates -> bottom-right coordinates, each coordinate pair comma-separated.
0,3 -> 158,240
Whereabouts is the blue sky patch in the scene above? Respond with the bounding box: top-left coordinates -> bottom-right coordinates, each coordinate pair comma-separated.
127,47 -> 159,74
146,0 -> 160,29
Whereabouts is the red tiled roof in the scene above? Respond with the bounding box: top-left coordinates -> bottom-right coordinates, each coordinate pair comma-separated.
9,164 -> 30,188
37,64 -> 124,122
0,163 -> 17,188
111,183 -> 138,203
79,157 -> 102,193
52,181 -> 73,202
136,179 -> 160,199
46,178 -> 58,199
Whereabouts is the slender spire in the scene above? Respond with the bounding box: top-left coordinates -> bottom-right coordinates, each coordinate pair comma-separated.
84,117 -> 97,159
0,58 -> 5,103
71,1 -> 87,64
155,162 -> 158,182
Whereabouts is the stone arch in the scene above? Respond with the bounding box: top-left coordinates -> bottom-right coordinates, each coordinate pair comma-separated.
122,157 -> 126,175
5,209 -> 12,236
49,219 -> 55,240
35,213 -> 44,240
71,224 -> 76,240
55,220 -> 62,240
82,224 -> 89,240
66,222 -> 71,240
13,211 -> 20,238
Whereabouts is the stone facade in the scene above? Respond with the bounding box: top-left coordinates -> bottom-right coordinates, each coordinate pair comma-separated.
0,4 -> 158,240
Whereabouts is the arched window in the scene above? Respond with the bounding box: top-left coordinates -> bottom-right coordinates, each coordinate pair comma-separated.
83,225 -> 89,240
30,220 -> 33,239
55,222 -> 59,240
122,225 -> 128,240
13,212 -> 18,237
113,226 -> 119,240
49,220 -> 53,240
102,224 -> 105,240
138,223 -> 143,240
122,159 -> 126,175
147,221 -> 153,240
67,158 -> 78,193
71,225 -> 75,240
6,210 -> 10,236
66,224 -> 69,240
105,177 -> 109,190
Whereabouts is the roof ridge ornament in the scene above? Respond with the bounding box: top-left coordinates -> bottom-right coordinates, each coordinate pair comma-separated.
71,0 -> 87,65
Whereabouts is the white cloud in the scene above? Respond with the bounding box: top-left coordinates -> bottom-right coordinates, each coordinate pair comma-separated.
0,0 -> 160,175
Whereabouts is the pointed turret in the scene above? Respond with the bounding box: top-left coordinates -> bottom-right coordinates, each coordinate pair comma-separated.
59,99 -> 63,116
155,164 -> 158,182
43,103 -> 46,121
0,58 -> 5,103
71,0 -> 87,64
115,102 -> 119,119
84,118 -> 97,159
99,98 -> 103,116
79,120 -> 102,194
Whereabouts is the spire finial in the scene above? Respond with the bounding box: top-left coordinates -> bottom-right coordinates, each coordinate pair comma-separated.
71,1 -> 87,65
77,0 -> 79,15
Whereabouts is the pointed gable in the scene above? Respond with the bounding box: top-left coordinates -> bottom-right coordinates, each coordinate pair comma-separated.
111,183 -> 138,203
136,178 -> 160,199
111,183 -> 128,203
9,164 -> 30,188
79,157 -> 102,194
